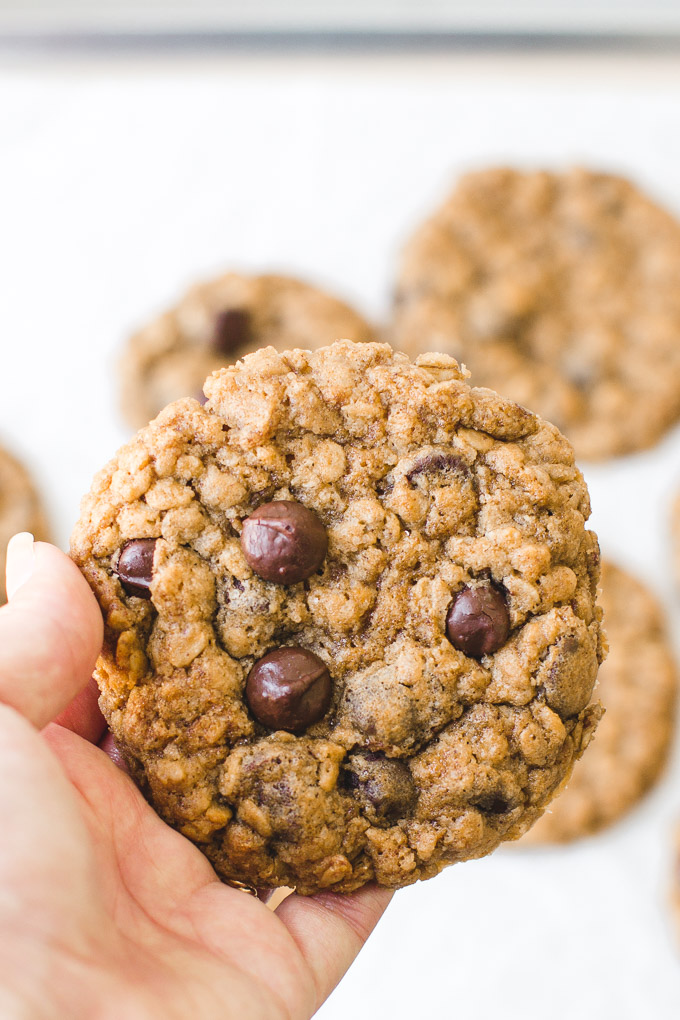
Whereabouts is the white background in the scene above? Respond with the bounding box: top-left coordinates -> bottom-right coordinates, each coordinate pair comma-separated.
1,44 -> 680,1018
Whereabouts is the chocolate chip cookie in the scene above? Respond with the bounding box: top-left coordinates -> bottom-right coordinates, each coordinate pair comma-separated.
72,340 -> 604,894
392,168 -> 680,460
120,272 -> 374,428
523,562 -> 677,844
0,443 -> 49,603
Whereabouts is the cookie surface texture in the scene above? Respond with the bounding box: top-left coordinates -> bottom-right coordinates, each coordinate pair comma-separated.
120,272 -> 373,428
72,340 -> 604,894
0,444 -> 49,603
523,561 -> 677,844
392,167 -> 680,460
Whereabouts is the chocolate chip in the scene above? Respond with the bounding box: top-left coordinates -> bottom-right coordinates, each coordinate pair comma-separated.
245,647 -> 332,733
212,308 -> 252,356
446,583 -> 510,658
241,501 -> 328,585
343,753 -> 417,827
406,451 -> 469,483
115,538 -> 156,599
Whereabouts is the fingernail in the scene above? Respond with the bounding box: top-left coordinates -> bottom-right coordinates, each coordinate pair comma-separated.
6,532 -> 35,600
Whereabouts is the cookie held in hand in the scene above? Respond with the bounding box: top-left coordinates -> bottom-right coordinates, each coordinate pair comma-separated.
72,341 -> 604,894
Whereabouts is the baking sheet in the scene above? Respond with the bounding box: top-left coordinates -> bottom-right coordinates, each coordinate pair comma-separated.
1,47 -> 679,1019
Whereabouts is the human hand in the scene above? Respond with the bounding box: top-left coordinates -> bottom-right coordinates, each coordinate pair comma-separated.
0,536 -> 391,1019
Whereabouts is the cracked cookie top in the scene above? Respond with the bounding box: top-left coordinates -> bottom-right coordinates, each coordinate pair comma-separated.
392,167 -> 680,460
72,340 -> 604,894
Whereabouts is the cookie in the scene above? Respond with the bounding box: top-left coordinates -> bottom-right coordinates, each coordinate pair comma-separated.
120,272 -> 374,428
0,443 -> 49,604
71,340 -> 604,894
523,562 -> 677,844
392,168 -> 680,460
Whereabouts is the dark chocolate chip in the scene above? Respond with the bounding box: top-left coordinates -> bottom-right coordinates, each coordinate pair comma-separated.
406,451 -> 469,483
212,308 -> 252,356
343,753 -> 417,827
241,501 -> 328,585
115,538 -> 157,599
245,646 -> 332,733
446,582 -> 510,658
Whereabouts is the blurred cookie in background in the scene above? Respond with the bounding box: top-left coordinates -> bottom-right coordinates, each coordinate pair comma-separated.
0,443 -> 50,603
522,561 -> 677,844
120,272 -> 375,428
392,167 -> 680,460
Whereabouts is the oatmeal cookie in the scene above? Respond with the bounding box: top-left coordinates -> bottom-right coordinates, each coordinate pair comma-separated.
0,443 -> 49,603
120,272 -> 373,428
523,562 -> 677,843
72,340 -> 604,894
392,167 -> 680,460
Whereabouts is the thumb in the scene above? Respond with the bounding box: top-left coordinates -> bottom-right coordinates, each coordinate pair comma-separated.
0,535 -> 103,729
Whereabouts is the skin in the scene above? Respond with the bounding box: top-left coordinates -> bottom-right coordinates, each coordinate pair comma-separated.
0,539 -> 391,1020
